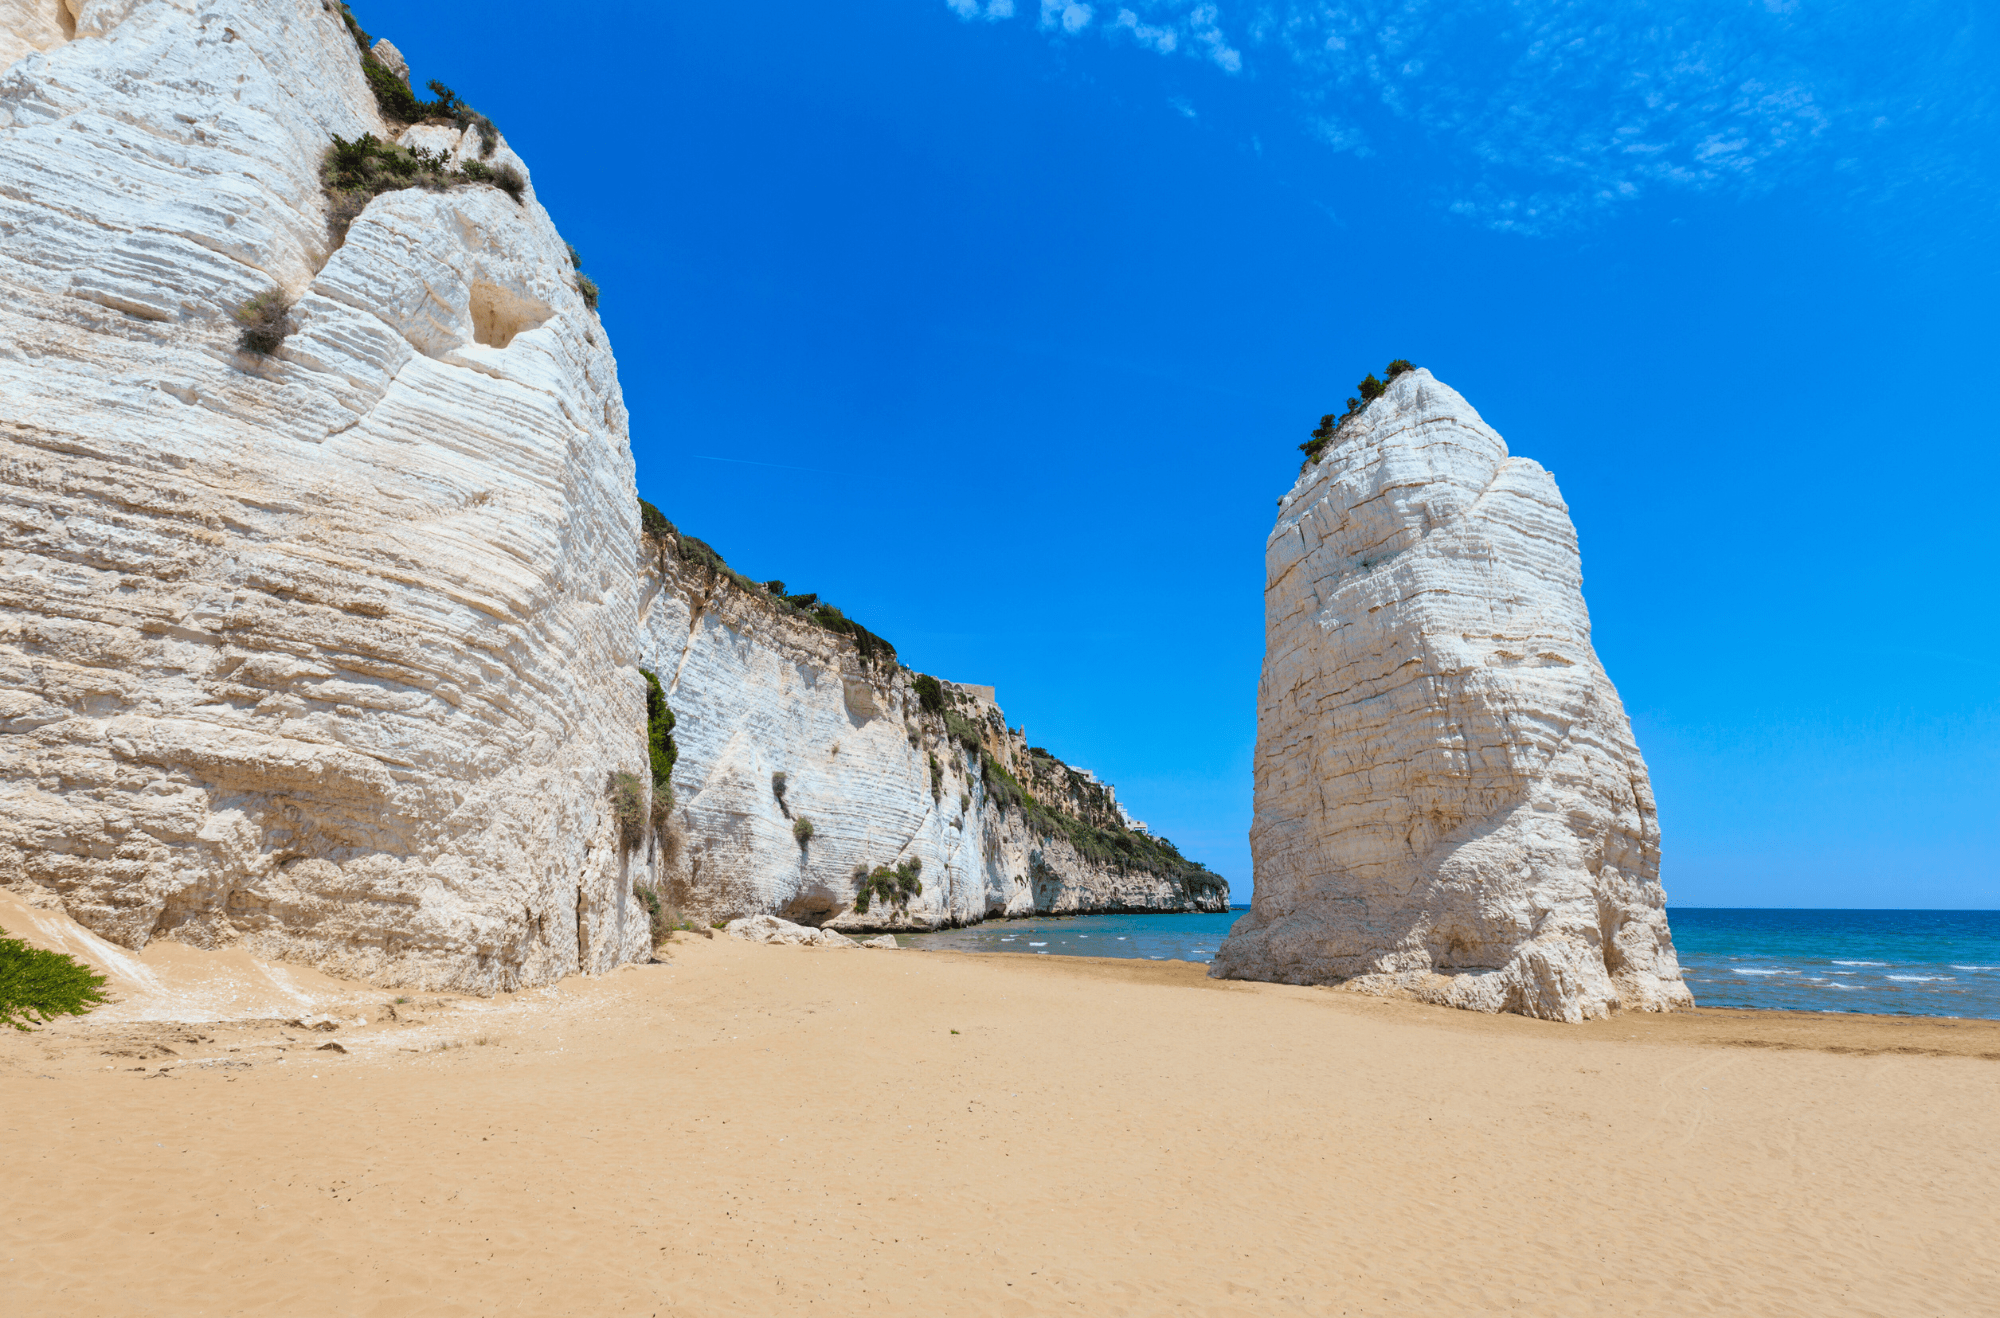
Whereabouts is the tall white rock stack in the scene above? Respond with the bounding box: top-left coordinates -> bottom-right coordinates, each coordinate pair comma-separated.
1210,369 -> 1691,1021
0,0 -> 652,989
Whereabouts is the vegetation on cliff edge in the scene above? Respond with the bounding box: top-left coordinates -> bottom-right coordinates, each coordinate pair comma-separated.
981,749 -> 1224,898
567,244 -> 600,311
324,7 -> 520,248
638,498 -> 897,668
338,5 -> 502,150
1299,358 -> 1417,469
321,134 -> 524,247
627,510 -> 1220,903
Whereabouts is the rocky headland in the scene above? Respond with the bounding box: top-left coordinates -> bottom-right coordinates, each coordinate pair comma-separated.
1211,366 -> 1691,1021
637,523 -> 1227,934
0,0 -> 1220,993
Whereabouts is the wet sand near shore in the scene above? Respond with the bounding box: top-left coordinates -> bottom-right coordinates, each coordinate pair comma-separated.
5,930 -> 1996,1316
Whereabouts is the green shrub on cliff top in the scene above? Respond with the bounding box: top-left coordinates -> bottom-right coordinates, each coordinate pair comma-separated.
633,500 -> 897,667
336,2 -> 372,54
638,498 -> 672,538
338,5 -> 502,151
323,9 -> 515,247
568,245 -> 602,310
321,133 -> 523,247
1299,358 -> 1419,468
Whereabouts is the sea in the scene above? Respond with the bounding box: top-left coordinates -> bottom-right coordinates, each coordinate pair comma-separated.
898,909 -> 1239,966
1670,908 -> 2000,1019
896,906 -> 2000,1020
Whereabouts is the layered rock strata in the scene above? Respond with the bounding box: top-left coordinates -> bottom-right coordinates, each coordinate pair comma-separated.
637,538 -> 1228,932
0,0 -> 652,990
0,0 -> 1220,992
1211,369 -> 1690,1021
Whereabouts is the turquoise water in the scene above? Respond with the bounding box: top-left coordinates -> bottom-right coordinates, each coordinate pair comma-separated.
1671,908 -> 2000,1019
897,910 -> 1240,964
899,907 -> 2000,1019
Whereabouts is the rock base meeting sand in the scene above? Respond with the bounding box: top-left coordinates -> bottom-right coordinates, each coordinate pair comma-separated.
4,927 -> 1995,1316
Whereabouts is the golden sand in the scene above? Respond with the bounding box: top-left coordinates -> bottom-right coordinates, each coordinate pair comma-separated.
4,903 -> 1996,1316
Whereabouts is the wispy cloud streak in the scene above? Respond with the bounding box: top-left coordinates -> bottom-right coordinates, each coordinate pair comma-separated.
941,0 -> 1994,232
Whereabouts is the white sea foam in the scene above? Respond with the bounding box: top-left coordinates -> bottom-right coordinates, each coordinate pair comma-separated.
1823,982 -> 1868,991
1731,968 -> 1796,976
1028,942 -> 1047,947
1886,974 -> 1952,982
1952,965 -> 1998,971
1833,960 -> 1887,966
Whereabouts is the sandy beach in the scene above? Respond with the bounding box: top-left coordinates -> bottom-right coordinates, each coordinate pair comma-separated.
5,912 -> 1997,1317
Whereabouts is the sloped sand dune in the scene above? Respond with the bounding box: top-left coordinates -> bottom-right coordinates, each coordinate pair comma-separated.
3,908 -> 1995,1316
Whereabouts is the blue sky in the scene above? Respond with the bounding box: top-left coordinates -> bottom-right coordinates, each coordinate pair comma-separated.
368,1 -> 1997,909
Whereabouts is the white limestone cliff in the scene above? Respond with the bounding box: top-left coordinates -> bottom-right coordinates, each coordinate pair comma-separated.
0,0 -> 1220,993
0,0 -> 653,990
1210,369 -> 1691,1021
636,539 -> 1228,932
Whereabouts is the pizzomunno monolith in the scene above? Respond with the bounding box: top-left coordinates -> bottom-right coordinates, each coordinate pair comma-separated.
1209,368 -> 1692,1022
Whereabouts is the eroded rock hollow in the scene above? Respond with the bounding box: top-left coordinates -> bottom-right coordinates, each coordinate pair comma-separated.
1210,369 -> 1691,1021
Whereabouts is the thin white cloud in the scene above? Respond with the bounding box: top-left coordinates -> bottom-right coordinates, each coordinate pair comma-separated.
1040,0 -> 1095,32
1308,116 -> 1366,155
1185,4 -> 1240,73
946,0 -> 1014,21
1023,0 -> 1241,71
1114,9 -> 1178,54
941,0 -> 1989,232
1254,0 -> 1913,229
